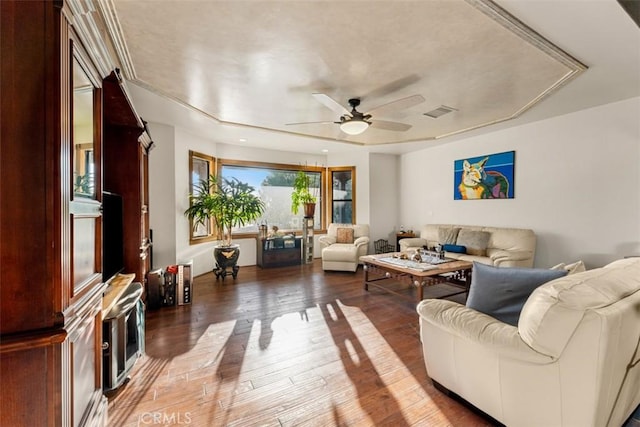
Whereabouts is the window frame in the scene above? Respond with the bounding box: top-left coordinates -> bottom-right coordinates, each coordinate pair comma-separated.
217,158 -> 328,238
188,150 -> 217,245
327,166 -> 356,225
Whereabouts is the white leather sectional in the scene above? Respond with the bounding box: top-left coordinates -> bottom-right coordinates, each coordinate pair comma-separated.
399,223 -> 537,268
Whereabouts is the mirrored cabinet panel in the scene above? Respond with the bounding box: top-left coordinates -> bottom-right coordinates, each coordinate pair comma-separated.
70,48 -> 102,298
73,57 -> 96,198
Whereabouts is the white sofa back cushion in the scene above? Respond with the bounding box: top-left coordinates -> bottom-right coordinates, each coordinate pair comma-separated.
519,257 -> 640,358
417,224 -> 536,265
327,223 -> 369,239
420,224 -> 535,254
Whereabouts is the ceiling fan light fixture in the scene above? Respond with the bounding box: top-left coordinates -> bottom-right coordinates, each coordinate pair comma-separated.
340,119 -> 370,135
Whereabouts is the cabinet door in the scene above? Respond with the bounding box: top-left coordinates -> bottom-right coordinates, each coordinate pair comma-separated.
67,34 -> 108,427
70,45 -> 103,303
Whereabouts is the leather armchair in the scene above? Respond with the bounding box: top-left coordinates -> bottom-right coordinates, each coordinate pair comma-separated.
417,258 -> 640,427
319,223 -> 369,272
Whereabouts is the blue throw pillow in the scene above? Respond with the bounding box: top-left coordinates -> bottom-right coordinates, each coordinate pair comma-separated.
442,244 -> 466,254
466,262 -> 567,326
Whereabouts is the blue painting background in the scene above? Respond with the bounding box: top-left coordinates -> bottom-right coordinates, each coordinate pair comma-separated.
454,151 -> 515,199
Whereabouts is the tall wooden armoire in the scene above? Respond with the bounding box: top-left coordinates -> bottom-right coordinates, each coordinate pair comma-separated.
0,1 -> 150,425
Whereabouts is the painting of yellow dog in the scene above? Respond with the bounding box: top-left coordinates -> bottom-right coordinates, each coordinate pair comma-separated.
454,151 -> 514,200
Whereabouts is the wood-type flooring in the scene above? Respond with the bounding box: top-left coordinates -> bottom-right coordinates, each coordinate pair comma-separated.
107,259 -> 495,426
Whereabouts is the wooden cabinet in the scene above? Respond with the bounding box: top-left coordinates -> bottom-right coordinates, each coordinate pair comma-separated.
103,71 -> 151,285
0,1 -> 148,425
257,238 -> 302,268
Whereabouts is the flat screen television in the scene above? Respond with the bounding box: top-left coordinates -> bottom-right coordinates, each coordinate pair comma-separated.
102,191 -> 124,283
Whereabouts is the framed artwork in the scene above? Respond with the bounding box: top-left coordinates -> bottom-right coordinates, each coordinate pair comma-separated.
454,150 -> 515,200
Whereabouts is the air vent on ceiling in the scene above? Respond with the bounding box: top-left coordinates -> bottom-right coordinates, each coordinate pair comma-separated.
423,105 -> 457,119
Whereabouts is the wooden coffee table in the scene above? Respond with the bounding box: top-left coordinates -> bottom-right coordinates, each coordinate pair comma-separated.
360,253 -> 473,303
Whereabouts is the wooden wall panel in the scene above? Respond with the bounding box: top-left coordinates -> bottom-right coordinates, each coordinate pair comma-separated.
1,2 -> 109,425
0,0 -> 60,334
0,332 -> 65,425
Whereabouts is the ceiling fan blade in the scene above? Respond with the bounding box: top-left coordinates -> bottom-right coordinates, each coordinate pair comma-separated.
361,74 -> 421,100
286,120 -> 336,126
370,120 -> 412,132
366,94 -> 425,116
312,93 -> 350,115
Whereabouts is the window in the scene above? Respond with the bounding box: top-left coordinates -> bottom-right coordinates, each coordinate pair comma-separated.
188,150 -> 216,244
328,166 -> 356,224
218,159 -> 325,234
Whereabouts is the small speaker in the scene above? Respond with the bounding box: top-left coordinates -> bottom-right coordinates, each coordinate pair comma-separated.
146,269 -> 164,310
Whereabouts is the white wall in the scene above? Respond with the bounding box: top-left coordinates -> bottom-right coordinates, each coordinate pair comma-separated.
369,153 -> 399,245
399,97 -> 640,268
148,124 -> 220,276
217,143 -> 325,166
147,122 -> 177,271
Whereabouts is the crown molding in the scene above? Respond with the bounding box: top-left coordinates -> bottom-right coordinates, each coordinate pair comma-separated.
95,0 -> 137,80
66,0 -> 115,78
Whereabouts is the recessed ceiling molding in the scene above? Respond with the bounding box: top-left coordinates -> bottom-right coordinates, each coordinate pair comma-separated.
129,81 -> 366,147
467,0 -> 588,72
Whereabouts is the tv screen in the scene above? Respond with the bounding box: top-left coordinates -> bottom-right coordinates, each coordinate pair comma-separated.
102,191 -> 124,282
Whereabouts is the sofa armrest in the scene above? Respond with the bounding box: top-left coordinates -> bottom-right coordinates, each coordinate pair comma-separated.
318,235 -> 336,248
490,250 -> 535,267
417,299 -> 553,362
354,236 -> 369,248
399,237 -> 426,251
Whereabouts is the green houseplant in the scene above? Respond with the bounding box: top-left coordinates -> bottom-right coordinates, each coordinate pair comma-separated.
291,170 -> 317,217
185,175 -> 265,278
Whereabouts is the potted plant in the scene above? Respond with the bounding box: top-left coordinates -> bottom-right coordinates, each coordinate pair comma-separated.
291,170 -> 317,217
184,175 -> 265,279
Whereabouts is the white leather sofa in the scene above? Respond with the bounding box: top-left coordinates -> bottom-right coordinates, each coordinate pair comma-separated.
400,224 -> 536,267
417,257 -> 640,427
319,223 -> 369,272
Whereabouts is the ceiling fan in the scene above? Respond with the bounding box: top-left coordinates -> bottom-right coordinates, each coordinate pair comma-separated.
287,93 -> 425,135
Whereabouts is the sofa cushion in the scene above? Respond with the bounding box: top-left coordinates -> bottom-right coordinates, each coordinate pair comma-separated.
456,229 -> 490,256
442,244 -> 466,254
438,227 -> 460,245
467,262 -> 567,326
322,244 -> 359,262
336,227 -> 354,244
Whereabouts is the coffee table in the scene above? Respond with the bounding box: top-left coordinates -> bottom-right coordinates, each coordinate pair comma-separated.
360,253 -> 473,303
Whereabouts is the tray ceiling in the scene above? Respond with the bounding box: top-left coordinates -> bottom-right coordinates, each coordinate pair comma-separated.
105,0 -> 587,147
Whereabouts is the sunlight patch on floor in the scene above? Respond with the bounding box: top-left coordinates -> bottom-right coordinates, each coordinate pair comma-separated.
344,338 -> 361,366
335,299 -> 435,422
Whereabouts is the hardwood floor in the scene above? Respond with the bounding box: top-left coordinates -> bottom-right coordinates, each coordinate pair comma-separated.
107,259 -> 495,426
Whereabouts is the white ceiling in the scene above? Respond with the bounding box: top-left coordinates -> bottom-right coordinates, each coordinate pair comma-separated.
103,0 -> 640,155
